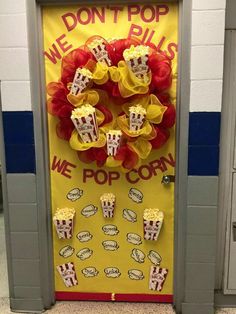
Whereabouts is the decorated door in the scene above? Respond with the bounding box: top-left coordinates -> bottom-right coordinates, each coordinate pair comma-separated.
42,2 -> 178,302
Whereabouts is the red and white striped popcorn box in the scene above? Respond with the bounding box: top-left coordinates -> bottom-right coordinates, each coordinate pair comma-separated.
143,219 -> 163,241
53,217 -> 74,239
101,200 -> 115,218
87,39 -> 112,66
71,113 -> 98,143
129,112 -> 146,131
53,208 -> 75,239
143,208 -> 164,241
123,45 -> 150,81
70,69 -> 92,96
106,130 -> 122,156
149,266 -> 168,291
127,55 -> 149,79
100,193 -> 116,218
57,262 -> 78,287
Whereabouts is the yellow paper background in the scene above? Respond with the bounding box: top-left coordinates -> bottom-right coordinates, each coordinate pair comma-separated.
42,3 -> 178,297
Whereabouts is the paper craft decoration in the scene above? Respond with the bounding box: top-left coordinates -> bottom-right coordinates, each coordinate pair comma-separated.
87,38 -> 112,66
57,262 -> 78,287
70,68 -> 93,95
106,130 -> 122,156
123,45 -> 149,80
149,266 -> 168,291
143,208 -> 164,241
53,208 -> 75,239
47,35 -> 176,171
44,2 -> 178,299
129,105 -> 146,131
71,104 -> 98,143
100,193 -> 116,217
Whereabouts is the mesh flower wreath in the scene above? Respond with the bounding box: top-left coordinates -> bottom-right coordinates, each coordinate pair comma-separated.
47,36 -> 176,172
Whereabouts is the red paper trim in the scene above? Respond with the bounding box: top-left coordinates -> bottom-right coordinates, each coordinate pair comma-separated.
55,291 -> 173,303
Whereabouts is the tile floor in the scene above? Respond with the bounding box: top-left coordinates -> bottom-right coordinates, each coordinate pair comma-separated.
1,215 -> 236,313
0,298 -> 236,314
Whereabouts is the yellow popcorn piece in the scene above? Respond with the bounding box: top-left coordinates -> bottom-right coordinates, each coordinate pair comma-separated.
123,45 -> 149,61
88,38 -> 105,49
76,67 -> 93,79
100,193 -> 116,202
107,130 -> 122,136
107,37 -> 121,43
143,208 -> 164,221
71,104 -> 95,119
54,208 -> 75,220
129,104 -> 147,116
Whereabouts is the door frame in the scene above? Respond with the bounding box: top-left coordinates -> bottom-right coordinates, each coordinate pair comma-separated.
215,0 -> 236,297
215,29 -> 236,295
26,0 -> 191,312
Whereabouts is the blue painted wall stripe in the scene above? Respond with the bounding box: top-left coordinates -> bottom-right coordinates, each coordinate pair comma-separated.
188,112 -> 221,176
3,112 -> 35,145
2,111 -> 221,175
2,112 -> 36,173
188,145 -> 219,176
188,112 -> 221,146
5,144 -> 36,173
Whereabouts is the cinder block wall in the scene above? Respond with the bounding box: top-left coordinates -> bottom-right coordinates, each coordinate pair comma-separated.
182,1 -> 226,314
0,0 -> 42,311
0,0 -> 226,313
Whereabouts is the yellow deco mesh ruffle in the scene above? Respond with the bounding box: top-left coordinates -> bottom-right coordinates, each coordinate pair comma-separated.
69,131 -> 106,151
67,90 -> 99,107
92,61 -> 151,98
122,94 -> 167,125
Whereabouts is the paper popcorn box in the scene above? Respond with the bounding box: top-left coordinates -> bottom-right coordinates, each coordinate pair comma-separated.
123,45 -> 149,79
70,68 -> 93,96
127,56 -> 149,79
149,266 -> 168,291
106,130 -> 122,156
143,208 -> 164,241
71,104 -> 99,143
53,208 -> 75,239
100,193 -> 116,218
129,105 -> 146,132
57,262 -> 78,287
87,37 -> 112,66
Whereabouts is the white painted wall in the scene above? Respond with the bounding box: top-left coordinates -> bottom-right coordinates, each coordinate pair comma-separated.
190,0 -> 226,112
0,0 -> 226,112
0,0 -> 31,111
